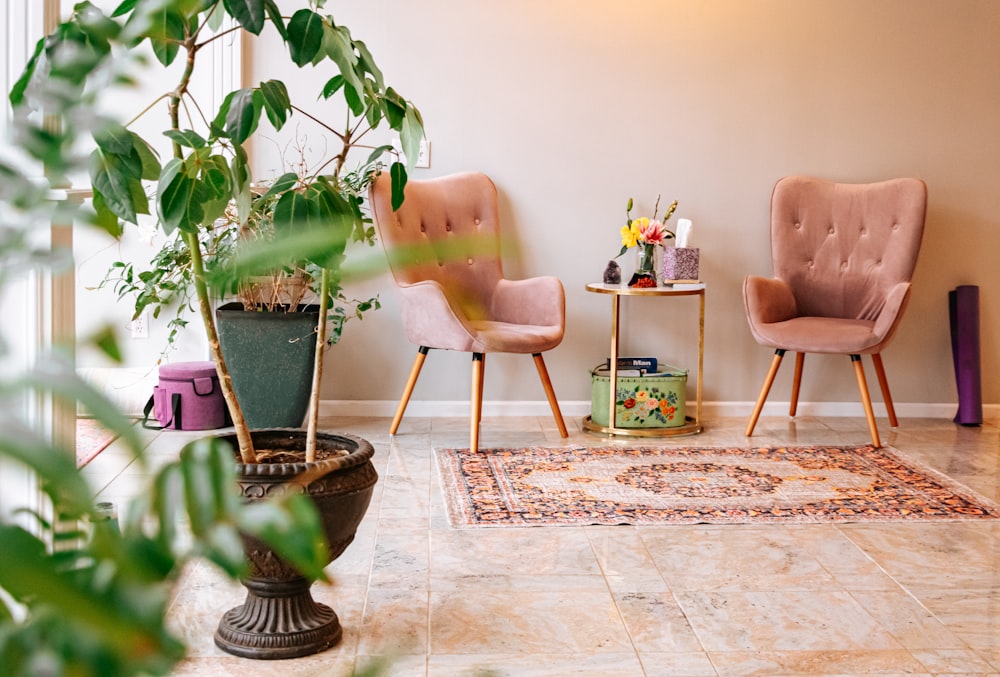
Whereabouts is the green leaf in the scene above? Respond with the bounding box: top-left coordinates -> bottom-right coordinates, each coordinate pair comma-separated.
90,191 -> 124,238
366,144 -> 393,166
163,129 -> 207,149
212,89 -> 235,133
286,180 -> 360,269
75,1 -> 123,47
353,39 -> 384,90
224,0 -> 266,35
231,146 -> 251,224
263,0 -> 287,40
147,8 -> 186,67
179,440 -> 220,537
287,9 -> 325,67
258,171 -> 299,201
157,158 -> 207,234
8,37 -> 44,106
382,86 -> 407,128
322,24 -> 364,101
151,36 -> 179,67
0,425 -> 91,516
202,155 -> 231,198
130,131 -> 162,180
224,87 -> 260,144
151,462 -> 182,554
258,79 -> 290,130
206,1 -> 225,32
272,187 -> 311,233
321,74 -> 345,99
111,0 -> 139,17
90,324 -> 123,362
0,525 -> 163,643
128,174 -> 151,217
343,80 -> 363,117
94,121 -> 134,156
199,156 -> 232,224
399,106 -> 424,173
92,149 -> 143,224
390,161 -> 408,211
308,181 -> 354,250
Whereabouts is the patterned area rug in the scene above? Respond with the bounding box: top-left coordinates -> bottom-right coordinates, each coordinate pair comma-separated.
76,418 -> 118,468
435,444 -> 1000,528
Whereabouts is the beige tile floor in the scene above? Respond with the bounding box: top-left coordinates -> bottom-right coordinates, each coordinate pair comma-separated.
82,413 -> 1000,676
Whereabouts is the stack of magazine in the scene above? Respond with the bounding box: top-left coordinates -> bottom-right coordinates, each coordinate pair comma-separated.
604,356 -> 658,376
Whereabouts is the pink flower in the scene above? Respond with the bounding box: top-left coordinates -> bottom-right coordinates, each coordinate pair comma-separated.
640,219 -> 668,245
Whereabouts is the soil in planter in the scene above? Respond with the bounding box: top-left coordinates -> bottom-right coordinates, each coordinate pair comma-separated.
250,447 -> 351,464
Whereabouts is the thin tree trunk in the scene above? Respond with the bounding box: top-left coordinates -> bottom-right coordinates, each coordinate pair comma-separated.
185,231 -> 256,464
304,268 -> 330,463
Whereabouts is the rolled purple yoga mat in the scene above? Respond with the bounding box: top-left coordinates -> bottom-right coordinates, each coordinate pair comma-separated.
949,285 -> 982,426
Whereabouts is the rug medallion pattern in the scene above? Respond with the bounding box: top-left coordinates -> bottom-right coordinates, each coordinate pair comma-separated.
435,445 -> 1000,527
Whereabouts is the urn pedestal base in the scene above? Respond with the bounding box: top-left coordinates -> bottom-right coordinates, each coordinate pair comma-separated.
214,576 -> 342,660
212,429 -> 378,661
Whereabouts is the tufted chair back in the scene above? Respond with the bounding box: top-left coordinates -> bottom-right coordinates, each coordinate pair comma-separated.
370,172 -> 503,323
770,176 -> 927,322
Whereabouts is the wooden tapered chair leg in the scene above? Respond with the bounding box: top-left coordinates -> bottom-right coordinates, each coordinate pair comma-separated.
746,349 -> 786,437
789,352 -> 805,418
870,353 -> 898,428
470,353 -> 485,452
391,346 -> 429,435
532,353 -> 568,438
851,354 -> 881,448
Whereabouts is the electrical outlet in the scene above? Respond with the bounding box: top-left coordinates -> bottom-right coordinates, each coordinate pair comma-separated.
131,310 -> 150,339
415,140 -> 430,168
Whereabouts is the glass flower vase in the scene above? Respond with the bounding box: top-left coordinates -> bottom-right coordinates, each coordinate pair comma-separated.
629,243 -> 658,287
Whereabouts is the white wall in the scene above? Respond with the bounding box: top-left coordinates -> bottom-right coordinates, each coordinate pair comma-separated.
251,0 -> 999,412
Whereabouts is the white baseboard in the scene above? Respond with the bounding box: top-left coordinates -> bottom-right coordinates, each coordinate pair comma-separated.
319,399 -> 996,420
74,364 -> 995,423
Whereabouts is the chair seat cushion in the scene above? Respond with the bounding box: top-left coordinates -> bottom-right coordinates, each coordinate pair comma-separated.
752,316 -> 881,354
469,320 -> 564,354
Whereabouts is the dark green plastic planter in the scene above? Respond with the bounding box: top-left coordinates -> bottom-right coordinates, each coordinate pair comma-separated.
216,302 -> 319,428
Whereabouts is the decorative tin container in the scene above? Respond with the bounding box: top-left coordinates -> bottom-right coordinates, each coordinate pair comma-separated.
591,364 -> 687,428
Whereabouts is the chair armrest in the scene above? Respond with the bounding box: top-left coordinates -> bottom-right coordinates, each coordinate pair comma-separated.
491,277 -> 565,327
397,281 -> 478,350
743,276 -> 797,324
871,282 -> 912,346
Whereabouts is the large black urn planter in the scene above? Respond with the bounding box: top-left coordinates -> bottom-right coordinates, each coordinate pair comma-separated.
213,429 -> 378,660
215,303 -> 319,429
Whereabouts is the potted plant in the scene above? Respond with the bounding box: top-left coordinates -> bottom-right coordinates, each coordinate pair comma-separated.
102,164 -> 382,429
10,0 -> 424,660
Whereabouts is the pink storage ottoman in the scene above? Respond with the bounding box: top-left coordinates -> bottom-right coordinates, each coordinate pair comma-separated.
147,361 -> 228,430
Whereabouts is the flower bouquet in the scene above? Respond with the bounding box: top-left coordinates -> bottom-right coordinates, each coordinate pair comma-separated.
617,196 -> 678,287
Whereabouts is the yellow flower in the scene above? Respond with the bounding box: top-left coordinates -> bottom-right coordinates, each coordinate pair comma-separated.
620,221 -> 642,248
635,390 -> 648,402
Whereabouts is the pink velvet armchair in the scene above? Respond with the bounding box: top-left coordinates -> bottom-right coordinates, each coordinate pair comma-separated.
743,175 -> 927,447
370,171 -> 569,452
